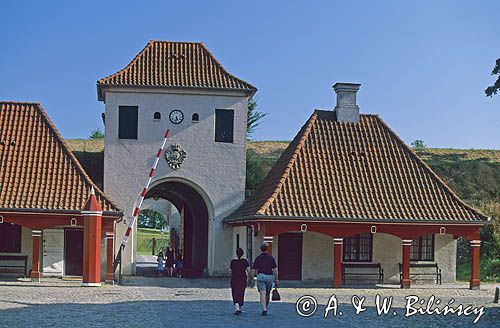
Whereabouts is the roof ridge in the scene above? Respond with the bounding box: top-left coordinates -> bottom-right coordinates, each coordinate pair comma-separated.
0,100 -> 41,105
32,103 -> 121,212
149,40 -> 204,45
256,112 -> 318,215
374,115 -> 487,219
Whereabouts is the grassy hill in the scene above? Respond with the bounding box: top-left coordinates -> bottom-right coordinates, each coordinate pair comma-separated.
66,139 -> 500,205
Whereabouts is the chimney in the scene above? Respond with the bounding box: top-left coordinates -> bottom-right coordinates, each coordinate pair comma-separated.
333,82 -> 361,123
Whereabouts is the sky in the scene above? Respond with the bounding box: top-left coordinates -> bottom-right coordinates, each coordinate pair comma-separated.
1,0 -> 499,149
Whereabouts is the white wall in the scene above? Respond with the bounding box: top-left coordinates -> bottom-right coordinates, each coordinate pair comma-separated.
231,226 -> 247,260
252,232 -> 457,284
301,232 -> 333,281
103,88 -> 249,275
372,233 -> 402,283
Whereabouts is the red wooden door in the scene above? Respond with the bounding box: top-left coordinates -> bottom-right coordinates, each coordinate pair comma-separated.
64,229 -> 83,276
278,233 -> 303,280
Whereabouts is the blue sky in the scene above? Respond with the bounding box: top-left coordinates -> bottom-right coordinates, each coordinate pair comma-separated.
1,0 -> 499,148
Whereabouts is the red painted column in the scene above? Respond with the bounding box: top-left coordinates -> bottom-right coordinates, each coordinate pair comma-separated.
401,239 -> 412,288
31,230 -> 42,282
264,236 -> 273,256
105,232 -> 115,284
82,188 -> 103,287
333,238 -> 343,287
469,240 -> 481,290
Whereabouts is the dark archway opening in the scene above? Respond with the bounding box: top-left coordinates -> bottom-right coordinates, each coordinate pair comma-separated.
145,181 -> 208,277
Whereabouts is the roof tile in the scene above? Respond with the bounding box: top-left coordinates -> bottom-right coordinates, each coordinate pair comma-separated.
97,41 -> 256,100
228,110 -> 487,223
0,102 -> 120,214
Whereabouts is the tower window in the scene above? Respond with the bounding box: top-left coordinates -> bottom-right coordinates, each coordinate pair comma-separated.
192,113 -> 199,122
119,106 -> 138,139
154,112 -> 161,120
215,109 -> 234,143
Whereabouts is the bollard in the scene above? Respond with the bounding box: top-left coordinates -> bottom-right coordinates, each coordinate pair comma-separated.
494,287 -> 499,303
152,238 -> 156,255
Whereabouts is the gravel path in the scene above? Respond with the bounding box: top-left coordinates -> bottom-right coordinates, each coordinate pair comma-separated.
0,278 -> 498,327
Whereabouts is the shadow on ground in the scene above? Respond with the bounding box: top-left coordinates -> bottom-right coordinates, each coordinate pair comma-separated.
0,299 -> 498,327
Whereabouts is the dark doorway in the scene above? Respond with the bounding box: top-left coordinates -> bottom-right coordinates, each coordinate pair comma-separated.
278,233 -> 303,280
146,181 -> 209,277
64,229 -> 83,276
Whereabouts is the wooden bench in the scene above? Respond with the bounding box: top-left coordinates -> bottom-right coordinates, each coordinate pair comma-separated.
0,255 -> 28,278
342,263 -> 384,284
399,263 -> 442,284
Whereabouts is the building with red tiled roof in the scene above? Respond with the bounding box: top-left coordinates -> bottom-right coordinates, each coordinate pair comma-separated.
227,83 -> 488,289
97,40 -> 256,101
1,40 -> 488,289
0,102 -> 121,283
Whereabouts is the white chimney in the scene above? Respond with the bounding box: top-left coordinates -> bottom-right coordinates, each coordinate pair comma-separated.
333,82 -> 361,123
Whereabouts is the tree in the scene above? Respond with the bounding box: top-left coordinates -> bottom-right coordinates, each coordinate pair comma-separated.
485,58 -> 500,97
247,95 -> 267,139
89,128 -> 104,140
411,139 -> 427,151
138,209 -> 168,230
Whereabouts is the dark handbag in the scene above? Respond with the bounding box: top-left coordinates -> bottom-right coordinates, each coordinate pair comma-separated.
271,288 -> 281,301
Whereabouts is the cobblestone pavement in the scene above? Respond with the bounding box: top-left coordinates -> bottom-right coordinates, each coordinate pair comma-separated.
0,277 -> 498,327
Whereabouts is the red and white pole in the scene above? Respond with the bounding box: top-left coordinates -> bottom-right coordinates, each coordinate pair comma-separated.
119,129 -> 170,248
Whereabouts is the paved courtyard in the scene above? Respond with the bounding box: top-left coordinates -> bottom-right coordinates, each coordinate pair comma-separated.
0,277 -> 498,327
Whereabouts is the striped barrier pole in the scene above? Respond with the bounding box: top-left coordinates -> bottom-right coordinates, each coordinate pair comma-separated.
119,129 -> 170,249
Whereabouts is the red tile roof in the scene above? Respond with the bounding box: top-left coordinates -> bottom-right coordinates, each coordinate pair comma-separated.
229,110 -> 487,223
0,102 -> 120,215
97,40 -> 256,100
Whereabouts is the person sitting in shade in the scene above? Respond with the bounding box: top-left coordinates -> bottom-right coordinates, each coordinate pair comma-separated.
252,242 -> 279,316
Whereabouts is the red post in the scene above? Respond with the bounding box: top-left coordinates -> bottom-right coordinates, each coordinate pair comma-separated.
31,230 -> 42,282
264,236 -> 273,256
82,188 -> 103,287
105,232 -> 114,284
469,240 -> 481,290
333,238 -> 343,287
401,239 -> 412,288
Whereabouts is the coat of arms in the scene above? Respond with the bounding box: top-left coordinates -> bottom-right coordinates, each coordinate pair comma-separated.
164,143 -> 186,170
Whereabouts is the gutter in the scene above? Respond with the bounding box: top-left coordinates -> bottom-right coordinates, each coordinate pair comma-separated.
0,207 -> 123,218
225,215 -> 491,227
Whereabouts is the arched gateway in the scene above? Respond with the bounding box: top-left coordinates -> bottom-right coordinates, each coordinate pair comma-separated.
145,180 -> 210,277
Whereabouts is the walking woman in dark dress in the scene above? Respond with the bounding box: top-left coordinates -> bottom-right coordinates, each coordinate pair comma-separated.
230,248 -> 250,315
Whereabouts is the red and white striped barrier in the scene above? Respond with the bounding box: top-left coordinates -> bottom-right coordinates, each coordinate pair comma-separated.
119,129 -> 170,248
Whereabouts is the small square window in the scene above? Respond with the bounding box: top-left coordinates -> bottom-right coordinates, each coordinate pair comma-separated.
411,235 -> 434,261
343,233 -> 373,262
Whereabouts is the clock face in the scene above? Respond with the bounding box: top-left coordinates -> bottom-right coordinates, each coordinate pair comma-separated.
169,110 -> 184,124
